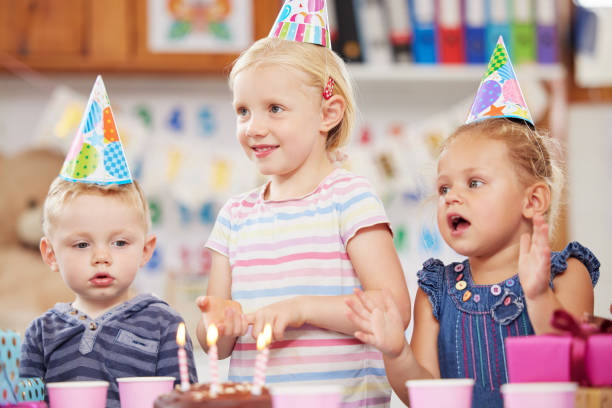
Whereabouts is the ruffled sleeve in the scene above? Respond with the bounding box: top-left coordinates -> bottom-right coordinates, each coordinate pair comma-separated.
417,258 -> 446,320
550,241 -> 600,287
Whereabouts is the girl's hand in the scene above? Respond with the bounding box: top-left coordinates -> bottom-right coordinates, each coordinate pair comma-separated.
196,295 -> 248,339
519,214 -> 552,300
345,288 -> 406,358
245,298 -> 306,341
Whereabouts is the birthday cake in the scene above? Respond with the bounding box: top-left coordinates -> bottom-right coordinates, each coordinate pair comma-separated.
153,383 -> 272,408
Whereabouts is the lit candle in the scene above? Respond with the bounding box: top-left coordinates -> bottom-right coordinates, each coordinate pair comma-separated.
207,324 -> 220,397
176,322 -> 190,392
252,323 -> 272,395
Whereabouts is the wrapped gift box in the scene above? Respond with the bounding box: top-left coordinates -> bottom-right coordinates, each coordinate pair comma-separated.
587,335 -> 612,386
506,334 -> 612,385
506,334 -> 573,382
1,330 -> 21,404
0,330 -> 45,404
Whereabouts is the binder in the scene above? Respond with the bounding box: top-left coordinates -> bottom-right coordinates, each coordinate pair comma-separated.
510,0 -> 536,64
535,0 -> 557,63
354,0 -> 394,65
436,0 -> 465,63
486,0 -> 511,56
334,0 -> 364,62
327,0 -> 340,51
464,0 -> 487,63
382,0 -> 413,63
409,0 -> 437,63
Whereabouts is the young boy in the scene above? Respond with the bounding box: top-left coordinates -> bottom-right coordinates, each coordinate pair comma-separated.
19,76 -> 197,408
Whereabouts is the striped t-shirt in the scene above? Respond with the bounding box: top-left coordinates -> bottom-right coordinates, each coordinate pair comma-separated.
20,294 -> 198,408
206,168 -> 392,408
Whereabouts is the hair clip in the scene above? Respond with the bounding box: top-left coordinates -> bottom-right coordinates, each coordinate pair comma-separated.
323,77 -> 334,100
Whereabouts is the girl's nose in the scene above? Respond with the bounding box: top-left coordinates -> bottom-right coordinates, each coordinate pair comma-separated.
444,188 -> 463,205
246,115 -> 266,138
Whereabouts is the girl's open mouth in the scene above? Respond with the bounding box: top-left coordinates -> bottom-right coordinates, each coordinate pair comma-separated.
449,214 -> 471,233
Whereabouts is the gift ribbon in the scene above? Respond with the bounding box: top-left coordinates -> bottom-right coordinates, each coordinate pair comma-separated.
551,309 -> 590,386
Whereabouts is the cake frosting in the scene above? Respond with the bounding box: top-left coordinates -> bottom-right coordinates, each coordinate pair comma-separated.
154,382 -> 272,408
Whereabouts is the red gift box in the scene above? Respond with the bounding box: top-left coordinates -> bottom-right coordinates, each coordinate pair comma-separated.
505,310 -> 612,386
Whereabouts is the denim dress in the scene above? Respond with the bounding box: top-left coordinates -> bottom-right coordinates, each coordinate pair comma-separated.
417,242 -> 600,408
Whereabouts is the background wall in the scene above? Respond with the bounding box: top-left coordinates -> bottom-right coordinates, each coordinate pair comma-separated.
1,71 -> 609,408
0,71 -> 609,331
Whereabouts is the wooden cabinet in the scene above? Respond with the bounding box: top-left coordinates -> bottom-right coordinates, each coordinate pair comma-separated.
0,0 -> 278,73
0,0 -> 86,56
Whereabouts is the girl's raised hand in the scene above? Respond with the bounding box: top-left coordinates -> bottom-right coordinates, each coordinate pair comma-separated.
196,295 -> 249,338
245,298 -> 306,342
345,288 -> 406,358
518,213 -> 552,300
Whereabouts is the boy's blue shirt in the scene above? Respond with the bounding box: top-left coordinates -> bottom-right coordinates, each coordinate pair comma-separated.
20,293 -> 198,408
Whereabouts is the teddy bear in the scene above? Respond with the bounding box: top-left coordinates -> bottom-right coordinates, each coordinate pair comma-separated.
0,148 -> 73,334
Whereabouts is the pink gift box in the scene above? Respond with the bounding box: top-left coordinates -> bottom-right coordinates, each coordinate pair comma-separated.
585,334 -> 612,386
506,333 -> 612,386
506,335 -> 573,383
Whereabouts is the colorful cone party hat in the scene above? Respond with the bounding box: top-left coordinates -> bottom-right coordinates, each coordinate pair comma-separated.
269,0 -> 331,48
466,36 -> 534,127
60,75 -> 132,185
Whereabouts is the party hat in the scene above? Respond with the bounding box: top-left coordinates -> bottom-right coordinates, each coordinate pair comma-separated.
60,75 -> 132,185
466,36 -> 534,127
269,0 -> 331,48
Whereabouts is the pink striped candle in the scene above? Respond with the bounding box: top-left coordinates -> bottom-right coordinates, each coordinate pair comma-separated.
207,324 -> 220,397
252,324 -> 272,395
176,322 -> 190,392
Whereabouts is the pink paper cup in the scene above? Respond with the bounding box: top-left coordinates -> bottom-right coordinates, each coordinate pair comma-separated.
405,378 -> 474,408
117,376 -> 175,408
46,381 -> 109,408
269,384 -> 343,408
501,382 -> 577,408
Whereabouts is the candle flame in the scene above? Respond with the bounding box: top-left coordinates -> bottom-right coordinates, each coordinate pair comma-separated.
207,324 -> 219,347
176,322 -> 186,347
256,323 -> 272,351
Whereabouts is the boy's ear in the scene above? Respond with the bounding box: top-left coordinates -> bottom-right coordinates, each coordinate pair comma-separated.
40,237 -> 59,272
320,94 -> 345,133
522,182 -> 551,219
140,234 -> 157,267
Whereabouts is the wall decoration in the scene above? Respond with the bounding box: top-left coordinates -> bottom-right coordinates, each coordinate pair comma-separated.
147,0 -> 253,53
197,106 -> 218,137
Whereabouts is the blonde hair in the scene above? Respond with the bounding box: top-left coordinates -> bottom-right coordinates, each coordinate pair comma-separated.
228,37 -> 355,151
42,177 -> 151,237
441,118 -> 565,236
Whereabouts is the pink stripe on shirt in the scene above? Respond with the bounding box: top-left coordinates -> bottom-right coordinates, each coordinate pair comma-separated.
232,267 -> 356,282
230,351 -> 383,367
234,338 -> 362,351
233,251 -> 349,267
231,235 -> 342,253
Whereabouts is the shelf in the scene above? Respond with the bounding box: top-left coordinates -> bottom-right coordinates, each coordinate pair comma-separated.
347,63 -> 566,83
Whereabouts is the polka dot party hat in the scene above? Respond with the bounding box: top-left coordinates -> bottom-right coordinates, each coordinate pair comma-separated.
269,0 -> 331,48
466,36 -> 534,127
60,75 -> 132,185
